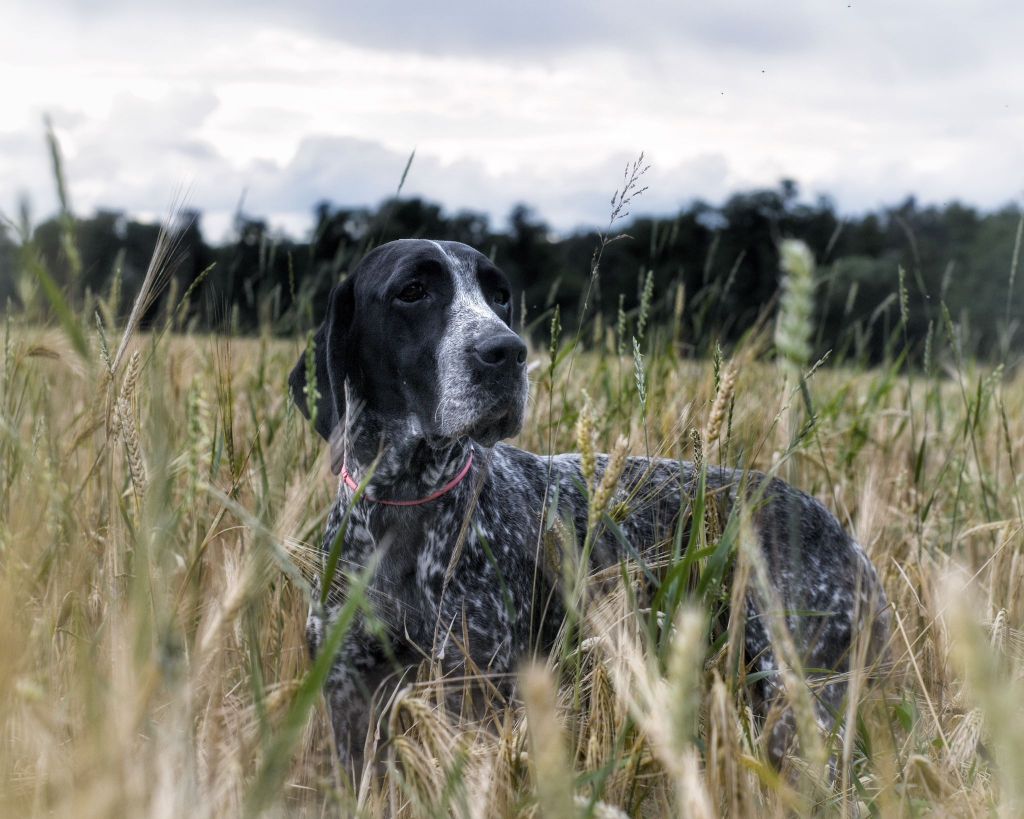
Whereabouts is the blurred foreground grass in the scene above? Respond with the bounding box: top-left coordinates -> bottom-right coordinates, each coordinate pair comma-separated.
1,298 -> 1023,816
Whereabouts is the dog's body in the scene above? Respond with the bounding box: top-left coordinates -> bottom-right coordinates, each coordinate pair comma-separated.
291,239 -> 889,773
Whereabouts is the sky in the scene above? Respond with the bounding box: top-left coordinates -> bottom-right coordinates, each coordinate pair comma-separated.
1,0 -> 1022,240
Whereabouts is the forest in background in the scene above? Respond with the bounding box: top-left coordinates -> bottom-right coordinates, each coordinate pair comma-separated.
2,179 -> 1022,363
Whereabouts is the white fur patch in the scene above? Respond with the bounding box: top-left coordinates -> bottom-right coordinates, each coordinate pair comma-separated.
432,242 -> 524,437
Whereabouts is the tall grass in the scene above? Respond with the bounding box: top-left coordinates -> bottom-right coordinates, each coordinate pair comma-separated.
2,154 -> 1024,817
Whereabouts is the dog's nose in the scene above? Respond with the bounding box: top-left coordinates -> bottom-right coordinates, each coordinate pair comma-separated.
473,334 -> 527,371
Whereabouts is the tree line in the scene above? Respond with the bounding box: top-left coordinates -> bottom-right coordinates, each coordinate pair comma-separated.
2,180 -> 1021,363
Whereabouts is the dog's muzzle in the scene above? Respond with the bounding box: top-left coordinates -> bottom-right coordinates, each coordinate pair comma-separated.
461,331 -> 528,444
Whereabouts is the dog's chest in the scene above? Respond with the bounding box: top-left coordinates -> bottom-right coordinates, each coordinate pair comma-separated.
324,498 -> 454,620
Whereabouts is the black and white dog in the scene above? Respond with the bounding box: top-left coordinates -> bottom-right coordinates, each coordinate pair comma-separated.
289,238 -> 889,775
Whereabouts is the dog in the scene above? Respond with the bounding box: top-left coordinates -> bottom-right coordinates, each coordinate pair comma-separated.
289,238 -> 890,776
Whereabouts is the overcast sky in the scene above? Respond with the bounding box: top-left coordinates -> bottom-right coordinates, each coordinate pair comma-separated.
2,0 -> 1022,239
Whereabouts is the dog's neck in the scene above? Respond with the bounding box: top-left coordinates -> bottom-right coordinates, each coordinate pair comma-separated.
333,402 -> 473,505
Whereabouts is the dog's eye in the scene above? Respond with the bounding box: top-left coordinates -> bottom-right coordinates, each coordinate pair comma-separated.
493,288 -> 510,307
397,282 -> 427,303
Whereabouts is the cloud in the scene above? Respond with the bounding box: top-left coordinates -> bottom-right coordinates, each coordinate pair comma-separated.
2,1 -> 1023,240
41,0 -> 1017,74
196,136 -> 738,238
45,0 -> 820,58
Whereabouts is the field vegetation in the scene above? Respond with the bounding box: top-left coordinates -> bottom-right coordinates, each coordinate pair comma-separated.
1,150 -> 1024,817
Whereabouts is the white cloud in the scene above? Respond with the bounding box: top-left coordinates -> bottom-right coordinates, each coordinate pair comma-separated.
2,1 -> 1022,239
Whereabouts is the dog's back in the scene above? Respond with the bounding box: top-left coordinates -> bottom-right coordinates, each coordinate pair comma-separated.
489,443 -> 890,763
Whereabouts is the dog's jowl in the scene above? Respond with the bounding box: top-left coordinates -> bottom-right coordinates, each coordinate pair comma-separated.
289,238 -> 890,776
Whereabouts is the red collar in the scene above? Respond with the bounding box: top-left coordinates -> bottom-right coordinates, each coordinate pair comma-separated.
340,453 -> 474,506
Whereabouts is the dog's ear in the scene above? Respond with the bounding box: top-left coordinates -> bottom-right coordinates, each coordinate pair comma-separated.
288,320 -> 334,441
289,277 -> 355,448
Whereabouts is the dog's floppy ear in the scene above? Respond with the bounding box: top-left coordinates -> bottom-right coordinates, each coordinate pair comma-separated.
289,277 -> 355,448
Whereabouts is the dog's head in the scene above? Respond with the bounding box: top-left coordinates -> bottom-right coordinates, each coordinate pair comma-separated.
290,239 -> 528,464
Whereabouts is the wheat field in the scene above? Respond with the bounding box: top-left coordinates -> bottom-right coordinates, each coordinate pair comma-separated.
1,253 -> 1023,819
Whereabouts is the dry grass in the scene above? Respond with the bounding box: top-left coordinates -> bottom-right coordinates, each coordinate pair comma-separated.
1,299 -> 1023,817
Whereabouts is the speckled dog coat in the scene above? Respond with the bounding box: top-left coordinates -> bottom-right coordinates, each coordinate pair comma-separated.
289,238 -> 890,775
